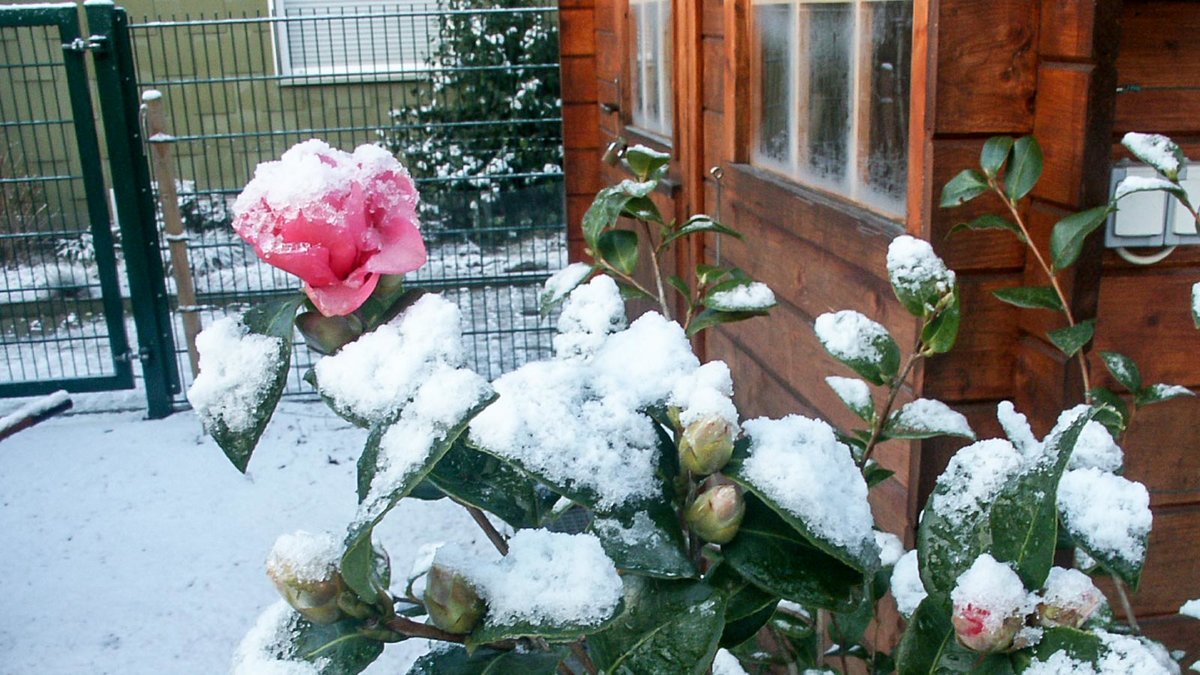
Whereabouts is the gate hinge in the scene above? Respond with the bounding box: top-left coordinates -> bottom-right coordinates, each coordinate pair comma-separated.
114,347 -> 154,364
62,35 -> 108,54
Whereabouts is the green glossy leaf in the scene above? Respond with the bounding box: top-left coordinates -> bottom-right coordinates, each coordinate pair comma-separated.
829,586 -> 875,651
582,183 -> 651,247
1134,382 -> 1195,406
980,136 -> 1014,178
720,495 -> 865,608
344,393 -> 497,601
667,274 -> 691,299
726,442 -> 879,573
1028,626 -> 1103,667
355,283 -> 422,331
1088,387 -> 1129,437
661,214 -> 743,247
917,470 -> 998,602
719,602 -> 777,650
207,294 -> 304,472
591,499 -> 696,579
696,264 -> 733,287
589,577 -> 726,675
1005,136 -> 1043,201
426,440 -> 556,529
895,599 -> 1014,675
340,532 -> 391,612
990,407 -> 1096,589
948,214 -> 1026,241
1047,320 -> 1095,357
921,286 -> 961,355
623,144 -> 671,181
992,286 -> 1064,312
1122,132 -> 1186,180
815,312 -> 902,387
289,615 -> 386,675
623,195 -> 664,224
686,308 -> 769,337
864,463 -> 895,489
407,646 -> 566,674
940,169 -> 990,208
1050,206 -> 1111,271
707,563 -> 779,648
597,229 -> 640,276
1099,352 -> 1141,392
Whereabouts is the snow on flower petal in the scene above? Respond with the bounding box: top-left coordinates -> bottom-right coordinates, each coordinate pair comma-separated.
232,139 -> 427,316
950,554 -> 1035,653
187,316 -> 284,434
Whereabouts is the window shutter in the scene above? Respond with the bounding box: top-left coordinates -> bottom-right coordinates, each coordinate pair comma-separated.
274,0 -> 439,77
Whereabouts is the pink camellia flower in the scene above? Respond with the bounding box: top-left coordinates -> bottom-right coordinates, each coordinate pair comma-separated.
232,140 -> 427,316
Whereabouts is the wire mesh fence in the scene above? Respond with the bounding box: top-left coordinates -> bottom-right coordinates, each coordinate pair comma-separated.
126,2 -> 567,402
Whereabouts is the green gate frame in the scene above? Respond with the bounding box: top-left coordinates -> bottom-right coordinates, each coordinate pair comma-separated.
0,3 -> 179,418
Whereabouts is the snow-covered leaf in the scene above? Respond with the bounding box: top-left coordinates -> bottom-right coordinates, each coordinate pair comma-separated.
989,407 -> 1096,590
814,310 -> 901,386
1134,382 -> 1195,406
939,169 -> 989,208
582,183 -> 652,247
1114,175 -> 1189,202
190,295 -> 303,473
591,499 -> 696,579
1193,281 -> 1200,329
887,235 -> 956,318
704,279 -> 776,313
661,214 -> 743,248
825,376 -> 874,422
1100,351 -> 1142,392
408,646 -> 566,674
721,495 -> 864,609
884,398 -> 975,441
1047,320 -> 1095,357
727,418 -> 879,572
992,286 -> 1063,312
589,576 -> 726,675
539,262 -> 593,314
1005,136 -> 1044,201
1122,132 -> 1186,180
1059,468 -> 1151,589
233,602 -> 384,675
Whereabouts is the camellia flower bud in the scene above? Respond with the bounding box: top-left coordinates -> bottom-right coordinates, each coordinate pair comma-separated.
295,311 -> 364,355
424,563 -> 486,634
266,531 -> 346,625
679,416 -> 735,476
949,554 -> 1034,653
1037,567 -> 1104,629
685,482 -> 745,544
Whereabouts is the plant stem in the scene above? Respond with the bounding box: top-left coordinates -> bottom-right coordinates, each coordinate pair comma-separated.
569,641 -> 599,675
1111,576 -> 1142,633
598,262 -> 660,308
458,499 -> 509,556
860,351 -> 922,468
996,187 -> 1092,395
383,615 -> 469,644
639,218 -> 672,319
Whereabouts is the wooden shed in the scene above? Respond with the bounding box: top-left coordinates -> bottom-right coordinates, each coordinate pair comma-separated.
559,0 -> 1200,655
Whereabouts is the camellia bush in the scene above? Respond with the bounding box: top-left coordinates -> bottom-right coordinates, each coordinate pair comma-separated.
191,136 -> 1197,674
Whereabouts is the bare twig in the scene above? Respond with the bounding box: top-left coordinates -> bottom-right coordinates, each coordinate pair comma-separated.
458,500 -> 509,556
1111,576 -> 1142,634
383,615 -> 468,644
569,641 -> 599,675
638,218 -> 671,320
860,351 -> 922,467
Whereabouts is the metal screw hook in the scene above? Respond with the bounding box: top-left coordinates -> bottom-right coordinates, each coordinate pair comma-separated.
709,166 -> 724,264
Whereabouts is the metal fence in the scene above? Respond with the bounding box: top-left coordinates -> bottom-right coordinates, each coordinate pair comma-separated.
126,3 -> 567,402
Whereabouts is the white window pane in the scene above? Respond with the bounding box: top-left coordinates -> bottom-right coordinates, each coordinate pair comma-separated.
629,0 -> 671,139
755,2 -> 792,165
801,2 -> 852,181
866,0 -> 911,203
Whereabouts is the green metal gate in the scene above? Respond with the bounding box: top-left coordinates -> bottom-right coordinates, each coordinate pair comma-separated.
0,3 -> 178,417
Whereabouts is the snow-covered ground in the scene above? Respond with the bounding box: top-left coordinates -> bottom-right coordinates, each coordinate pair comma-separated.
0,400 -> 494,674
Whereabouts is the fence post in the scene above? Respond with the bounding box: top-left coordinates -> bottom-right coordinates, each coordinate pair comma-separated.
85,2 -> 180,418
143,91 -> 202,378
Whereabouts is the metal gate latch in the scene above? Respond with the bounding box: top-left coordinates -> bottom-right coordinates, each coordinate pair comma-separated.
62,36 -> 108,53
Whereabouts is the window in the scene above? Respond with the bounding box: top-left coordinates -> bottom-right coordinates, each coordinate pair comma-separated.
271,0 -> 438,80
751,0 -> 912,216
628,0 -> 673,140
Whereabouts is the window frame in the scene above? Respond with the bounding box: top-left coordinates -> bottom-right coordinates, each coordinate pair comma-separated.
746,0 -> 913,220
269,0 -> 436,85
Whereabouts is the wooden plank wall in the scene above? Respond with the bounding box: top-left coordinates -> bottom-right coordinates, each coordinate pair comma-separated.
560,0 -> 1199,658
1095,0 -> 1200,653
